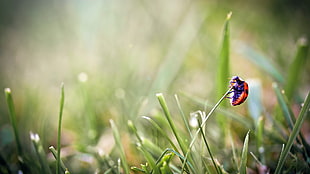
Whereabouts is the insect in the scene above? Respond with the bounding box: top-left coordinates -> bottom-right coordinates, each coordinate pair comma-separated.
227,76 -> 249,106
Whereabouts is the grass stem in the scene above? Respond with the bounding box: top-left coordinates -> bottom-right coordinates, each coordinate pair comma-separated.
57,83 -> 65,174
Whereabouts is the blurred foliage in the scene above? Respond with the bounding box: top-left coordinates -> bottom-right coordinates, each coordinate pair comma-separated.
0,0 -> 309,173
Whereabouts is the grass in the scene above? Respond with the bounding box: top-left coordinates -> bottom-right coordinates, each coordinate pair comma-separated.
0,1 -> 310,174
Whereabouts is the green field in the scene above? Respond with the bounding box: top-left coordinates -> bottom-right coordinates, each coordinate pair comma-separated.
0,1 -> 310,173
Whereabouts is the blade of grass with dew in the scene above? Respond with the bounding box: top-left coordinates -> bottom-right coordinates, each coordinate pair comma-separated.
56,83 -> 65,174
237,43 -> 285,83
239,130 -> 250,174
181,88 -> 232,173
49,146 -> 68,173
156,93 -> 187,156
30,132 -> 52,174
274,91 -> 310,174
110,119 -> 130,174
4,88 -> 22,157
216,12 -> 232,145
285,37 -> 308,101
175,94 -> 192,138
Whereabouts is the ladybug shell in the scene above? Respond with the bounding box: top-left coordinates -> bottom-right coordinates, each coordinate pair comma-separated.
230,76 -> 249,106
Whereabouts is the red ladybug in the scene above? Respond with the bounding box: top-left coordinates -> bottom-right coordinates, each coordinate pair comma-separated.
227,76 -> 249,106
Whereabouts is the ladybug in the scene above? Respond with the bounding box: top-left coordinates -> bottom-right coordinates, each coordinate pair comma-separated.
227,76 -> 249,106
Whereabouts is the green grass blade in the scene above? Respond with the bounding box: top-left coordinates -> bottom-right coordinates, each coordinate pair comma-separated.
49,146 -> 68,172
216,12 -> 232,143
239,130 -> 250,174
237,43 -> 284,83
110,119 -> 130,174
175,94 -> 192,138
156,93 -> 187,155
30,132 -> 52,174
285,37 -> 309,101
273,83 -> 294,129
274,91 -> 310,174
197,119 -> 221,174
4,88 -> 22,156
57,83 -> 65,174
256,116 -> 265,164
217,12 -> 231,97
273,83 -> 310,154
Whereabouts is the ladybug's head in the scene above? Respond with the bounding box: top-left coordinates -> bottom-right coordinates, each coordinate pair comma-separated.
230,76 -> 244,86
231,76 -> 240,81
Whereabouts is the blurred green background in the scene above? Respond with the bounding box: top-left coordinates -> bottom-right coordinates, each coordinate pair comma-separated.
0,0 -> 309,173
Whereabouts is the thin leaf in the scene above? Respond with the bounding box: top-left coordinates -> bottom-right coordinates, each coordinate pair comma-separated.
239,130 -> 250,174
273,83 -> 294,129
274,91 -> 310,174
110,120 -> 130,174
175,94 -> 192,138
4,88 -> 22,156
156,93 -> 187,155
256,116 -> 266,164
57,83 -> 65,174
285,37 -> 309,101
216,12 -> 232,143
49,146 -> 68,172
30,132 -> 52,174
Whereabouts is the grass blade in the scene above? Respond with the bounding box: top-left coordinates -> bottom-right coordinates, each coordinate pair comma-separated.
156,93 -> 187,155
239,130 -> 250,174
216,12 -> 232,143
256,116 -> 265,164
49,146 -> 68,173
273,83 -> 294,129
175,94 -> 192,138
273,83 -> 310,155
217,12 -> 231,97
110,119 -> 129,174
274,90 -> 310,174
30,132 -> 52,174
197,118 -> 221,174
57,83 -> 65,174
4,88 -> 22,156
285,37 -> 309,101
